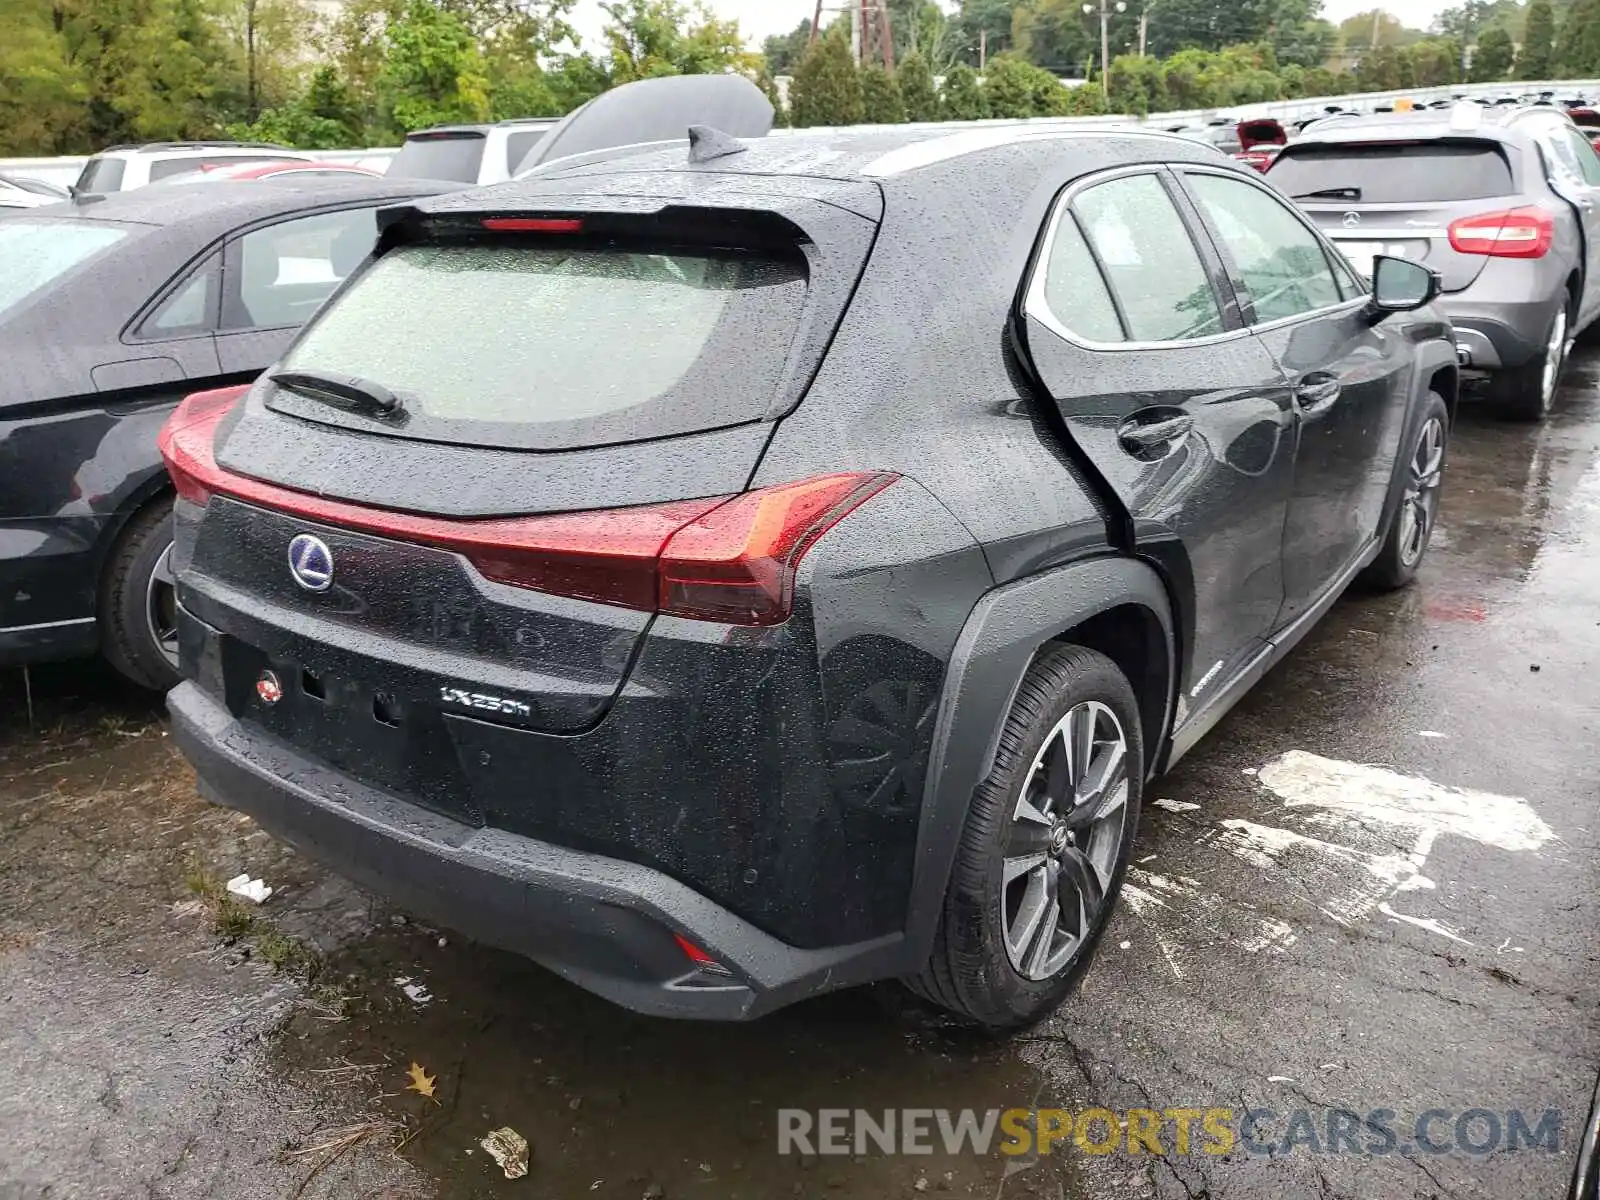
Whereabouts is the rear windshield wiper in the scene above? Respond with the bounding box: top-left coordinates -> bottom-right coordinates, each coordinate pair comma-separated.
1291,187 -> 1363,200
269,369 -> 405,420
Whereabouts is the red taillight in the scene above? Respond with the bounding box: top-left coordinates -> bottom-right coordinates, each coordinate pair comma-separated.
156,386 -> 895,626
157,384 -> 251,505
480,217 -> 584,233
1447,207 -> 1554,258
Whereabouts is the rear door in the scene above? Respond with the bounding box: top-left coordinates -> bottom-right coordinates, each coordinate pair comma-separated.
1019,166 -> 1297,709
1269,138 -> 1517,291
1533,123 -> 1600,325
213,205 -> 382,374
1179,165 -> 1411,620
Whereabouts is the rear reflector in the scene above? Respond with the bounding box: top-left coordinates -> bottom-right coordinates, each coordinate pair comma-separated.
1447,206 -> 1554,258
480,217 -> 584,233
672,933 -> 733,977
157,388 -> 896,626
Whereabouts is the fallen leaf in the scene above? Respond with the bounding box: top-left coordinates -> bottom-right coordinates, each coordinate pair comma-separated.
481,1127 -> 529,1179
406,1061 -> 438,1101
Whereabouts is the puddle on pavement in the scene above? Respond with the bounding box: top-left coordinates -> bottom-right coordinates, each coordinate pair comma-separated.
272,926 -> 1086,1199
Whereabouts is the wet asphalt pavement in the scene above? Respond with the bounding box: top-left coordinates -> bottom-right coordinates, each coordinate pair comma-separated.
2,359 -> 1598,1200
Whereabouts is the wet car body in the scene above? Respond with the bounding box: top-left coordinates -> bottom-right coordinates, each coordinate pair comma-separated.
0,179 -> 447,684
166,124 -> 1459,1023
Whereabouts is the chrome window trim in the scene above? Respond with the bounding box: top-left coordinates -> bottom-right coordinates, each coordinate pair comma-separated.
1024,164 -> 1252,353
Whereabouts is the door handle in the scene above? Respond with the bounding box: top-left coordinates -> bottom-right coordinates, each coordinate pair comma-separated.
1295,374 -> 1342,414
1117,410 -> 1195,458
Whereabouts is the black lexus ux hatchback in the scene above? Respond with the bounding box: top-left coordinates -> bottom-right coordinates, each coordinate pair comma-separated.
165,120 -> 1458,1027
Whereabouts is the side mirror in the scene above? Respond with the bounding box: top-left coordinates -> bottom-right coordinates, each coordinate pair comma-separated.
1366,255 -> 1440,320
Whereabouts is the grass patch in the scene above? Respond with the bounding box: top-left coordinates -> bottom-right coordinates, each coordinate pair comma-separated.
182,860 -> 319,977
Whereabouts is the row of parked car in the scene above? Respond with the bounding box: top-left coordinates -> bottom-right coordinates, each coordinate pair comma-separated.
0,77 -> 1591,1032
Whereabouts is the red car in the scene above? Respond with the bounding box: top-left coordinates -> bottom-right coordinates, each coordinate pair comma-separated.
1233,117 -> 1287,172
1571,107 -> 1600,150
166,161 -> 383,185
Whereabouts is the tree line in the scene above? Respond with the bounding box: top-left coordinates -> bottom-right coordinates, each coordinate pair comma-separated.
4,0 -> 1600,157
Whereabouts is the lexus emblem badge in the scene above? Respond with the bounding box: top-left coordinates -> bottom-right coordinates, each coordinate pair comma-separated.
287,533 -> 334,592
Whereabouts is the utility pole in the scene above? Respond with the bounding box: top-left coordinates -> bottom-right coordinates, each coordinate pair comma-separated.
1083,0 -> 1127,97
1371,6 -> 1381,49
1138,11 -> 1148,56
979,28 -> 987,69
809,0 -> 893,69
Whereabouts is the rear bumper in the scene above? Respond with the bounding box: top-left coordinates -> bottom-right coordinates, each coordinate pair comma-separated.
1440,279 -> 1565,371
0,519 -> 103,667
167,680 -> 902,1020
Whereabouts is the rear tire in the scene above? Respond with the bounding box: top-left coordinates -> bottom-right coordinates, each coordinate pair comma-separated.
99,498 -> 182,692
905,645 -> 1143,1031
1362,392 -> 1449,592
1491,297 -> 1571,422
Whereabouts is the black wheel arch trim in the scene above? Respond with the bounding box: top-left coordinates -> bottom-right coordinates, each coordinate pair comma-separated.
902,555 -> 1175,967
1375,340 -> 1456,548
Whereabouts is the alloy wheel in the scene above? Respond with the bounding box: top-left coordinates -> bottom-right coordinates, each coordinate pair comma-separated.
145,542 -> 179,670
1540,304 -> 1569,414
1002,701 -> 1130,981
1397,416 -> 1446,569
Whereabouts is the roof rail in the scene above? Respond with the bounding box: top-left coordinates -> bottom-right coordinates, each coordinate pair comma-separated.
101,140 -> 295,153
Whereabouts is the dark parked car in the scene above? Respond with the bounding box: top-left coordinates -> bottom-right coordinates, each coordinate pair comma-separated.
0,178 -> 446,688
1269,104 -> 1600,420
165,123 -> 1458,1028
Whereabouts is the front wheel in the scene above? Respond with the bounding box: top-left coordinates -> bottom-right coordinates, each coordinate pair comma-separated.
1361,391 -> 1449,592
905,645 -> 1143,1031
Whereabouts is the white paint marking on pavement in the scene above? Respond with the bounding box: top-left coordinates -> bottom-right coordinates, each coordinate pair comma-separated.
1377,902 -> 1473,946
1256,750 -> 1554,854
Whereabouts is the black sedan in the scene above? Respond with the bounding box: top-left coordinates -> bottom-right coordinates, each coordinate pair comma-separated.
0,178 -> 446,689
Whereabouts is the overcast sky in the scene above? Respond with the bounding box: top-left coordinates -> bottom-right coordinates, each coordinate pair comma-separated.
566,0 -> 1455,51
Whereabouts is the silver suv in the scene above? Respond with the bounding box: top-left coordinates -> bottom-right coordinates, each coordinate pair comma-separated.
1269,104 -> 1600,420
72,142 -> 313,194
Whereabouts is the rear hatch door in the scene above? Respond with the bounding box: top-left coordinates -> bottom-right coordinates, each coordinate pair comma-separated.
176,173 -> 880,823
1270,137 -> 1520,291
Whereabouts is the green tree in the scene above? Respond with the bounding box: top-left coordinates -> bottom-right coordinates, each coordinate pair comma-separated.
952,0 -> 1014,64
897,48 -> 939,120
545,51 -> 610,111
980,53 -> 1040,116
1404,37 -> 1463,86
0,0 -> 89,153
1012,0 -> 1093,76
1160,47 -> 1216,108
1559,0 -> 1600,73
940,61 -> 988,118
761,17 -> 812,73
788,22 -> 864,127
1467,24 -> 1513,80
380,0 -> 490,131
1144,0 -> 1279,57
860,64 -> 907,122
1516,0 -> 1556,78
753,64 -> 788,126
1354,42 -> 1406,89
231,63 -> 365,146
1107,52 -> 1167,115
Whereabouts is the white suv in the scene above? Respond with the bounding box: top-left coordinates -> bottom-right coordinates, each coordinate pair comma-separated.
385,119 -> 560,185
72,142 -> 315,194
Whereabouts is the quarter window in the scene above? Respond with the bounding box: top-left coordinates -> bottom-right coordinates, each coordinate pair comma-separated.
1563,128 -> 1600,187
222,207 -> 378,332
1187,174 -> 1345,323
140,252 -> 220,336
1066,173 -> 1224,342
1040,213 -> 1125,343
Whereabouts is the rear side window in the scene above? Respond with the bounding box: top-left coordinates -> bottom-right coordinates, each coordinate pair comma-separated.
75,156 -> 126,194
1039,215 -> 1124,343
505,129 -> 549,174
0,219 -> 129,321
1269,143 -> 1514,202
1070,174 -> 1224,342
388,133 -> 486,182
222,207 -> 379,331
275,241 -> 807,450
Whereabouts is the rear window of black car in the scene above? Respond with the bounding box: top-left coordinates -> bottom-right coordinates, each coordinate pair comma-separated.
0,218 -> 132,322
1269,142 -> 1514,202
271,241 -> 807,450
387,132 -> 486,182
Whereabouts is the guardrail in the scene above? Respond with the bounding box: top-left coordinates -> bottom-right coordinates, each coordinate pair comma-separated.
7,77 -> 1600,185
